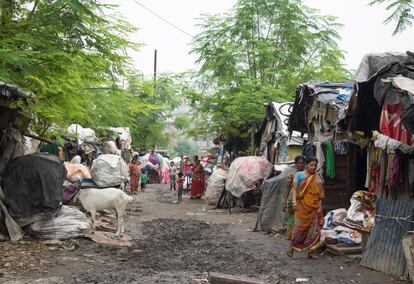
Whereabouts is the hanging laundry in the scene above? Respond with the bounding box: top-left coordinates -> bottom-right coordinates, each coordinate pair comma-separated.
302,143 -> 316,157
386,154 -> 400,190
380,103 -> 411,144
279,137 -> 287,162
367,146 -> 383,194
334,141 -> 347,155
325,141 -> 336,178
315,142 -> 325,175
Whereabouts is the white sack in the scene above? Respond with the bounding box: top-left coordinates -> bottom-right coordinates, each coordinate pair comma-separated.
68,124 -> 97,143
205,167 -> 228,205
25,206 -> 91,239
91,154 -> 129,187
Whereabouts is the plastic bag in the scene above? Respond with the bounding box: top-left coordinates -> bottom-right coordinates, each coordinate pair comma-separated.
25,205 -> 91,239
0,186 -> 24,241
91,154 -> 128,187
64,162 -> 91,182
67,124 -> 97,143
205,167 -> 228,205
102,141 -> 120,155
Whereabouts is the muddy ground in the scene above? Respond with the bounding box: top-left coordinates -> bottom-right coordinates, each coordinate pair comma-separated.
0,184 -> 409,284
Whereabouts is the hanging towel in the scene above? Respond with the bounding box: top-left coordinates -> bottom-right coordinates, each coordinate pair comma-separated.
325,141 -> 336,179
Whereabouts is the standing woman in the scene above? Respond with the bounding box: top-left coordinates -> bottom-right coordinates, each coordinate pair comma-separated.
190,157 -> 205,199
129,155 -> 141,195
284,155 -> 306,240
288,157 -> 324,259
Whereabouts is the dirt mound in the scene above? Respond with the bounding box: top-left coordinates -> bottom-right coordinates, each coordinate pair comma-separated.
131,219 -> 286,280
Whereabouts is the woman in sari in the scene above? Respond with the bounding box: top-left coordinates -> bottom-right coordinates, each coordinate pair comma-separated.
283,155 -> 305,240
288,157 -> 324,259
190,157 -> 205,199
129,155 -> 141,195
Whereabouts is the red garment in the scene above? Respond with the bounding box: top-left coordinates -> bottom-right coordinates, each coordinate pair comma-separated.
129,163 -> 141,193
177,177 -> 184,189
183,162 -> 192,175
380,103 -> 410,144
191,164 -> 205,198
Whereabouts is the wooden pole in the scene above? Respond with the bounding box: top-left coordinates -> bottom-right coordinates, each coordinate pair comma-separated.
23,133 -> 53,144
153,49 -> 157,83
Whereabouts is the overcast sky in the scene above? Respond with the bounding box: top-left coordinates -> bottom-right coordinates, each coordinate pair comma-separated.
111,0 -> 413,76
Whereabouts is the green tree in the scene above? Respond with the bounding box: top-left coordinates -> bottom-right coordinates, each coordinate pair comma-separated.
125,73 -> 184,150
172,140 -> 200,157
190,0 -> 350,142
0,0 -> 137,135
174,114 -> 192,131
370,0 -> 414,34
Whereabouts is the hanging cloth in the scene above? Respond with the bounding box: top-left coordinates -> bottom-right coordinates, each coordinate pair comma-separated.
324,141 -> 336,179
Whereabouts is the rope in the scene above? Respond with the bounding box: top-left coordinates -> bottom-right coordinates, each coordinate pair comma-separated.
375,214 -> 414,234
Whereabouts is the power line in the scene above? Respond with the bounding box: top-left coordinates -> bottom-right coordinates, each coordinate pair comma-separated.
131,0 -> 194,38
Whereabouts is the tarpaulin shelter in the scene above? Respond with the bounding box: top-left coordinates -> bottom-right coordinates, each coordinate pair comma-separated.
255,102 -> 304,165
348,52 -> 414,144
288,80 -> 357,210
347,52 -> 414,201
2,154 -> 66,218
348,52 -> 414,279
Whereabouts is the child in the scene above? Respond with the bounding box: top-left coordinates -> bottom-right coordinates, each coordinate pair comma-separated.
140,169 -> 148,192
176,172 -> 184,203
169,161 -> 178,191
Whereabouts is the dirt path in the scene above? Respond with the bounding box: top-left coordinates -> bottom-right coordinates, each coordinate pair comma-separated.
0,184 -> 408,283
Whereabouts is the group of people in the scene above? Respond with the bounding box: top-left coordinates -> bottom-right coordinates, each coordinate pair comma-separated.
168,155 -> 206,201
129,154 -> 206,202
283,155 -> 325,259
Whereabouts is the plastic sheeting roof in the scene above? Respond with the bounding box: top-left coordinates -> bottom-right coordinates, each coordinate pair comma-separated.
270,102 -> 304,146
0,82 -> 32,100
354,52 -> 413,82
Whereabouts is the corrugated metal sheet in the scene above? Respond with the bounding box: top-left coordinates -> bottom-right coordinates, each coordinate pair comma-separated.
361,198 -> 414,277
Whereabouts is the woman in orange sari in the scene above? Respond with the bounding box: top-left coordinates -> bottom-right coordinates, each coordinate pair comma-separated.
288,157 -> 324,259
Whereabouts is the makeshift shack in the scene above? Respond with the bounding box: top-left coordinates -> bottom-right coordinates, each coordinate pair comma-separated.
255,102 -> 304,165
345,52 -> 414,278
0,82 -> 32,175
288,80 -> 357,210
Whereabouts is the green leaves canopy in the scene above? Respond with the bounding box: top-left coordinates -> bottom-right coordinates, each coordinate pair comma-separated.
0,0 -> 137,134
370,0 -> 414,34
190,0 -> 350,140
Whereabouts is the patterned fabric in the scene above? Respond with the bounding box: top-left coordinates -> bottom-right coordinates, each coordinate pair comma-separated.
129,163 -> 140,193
191,164 -> 205,198
291,173 -> 324,252
286,172 -> 296,240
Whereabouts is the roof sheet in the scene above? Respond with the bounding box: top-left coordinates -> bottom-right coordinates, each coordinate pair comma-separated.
0,82 -> 31,100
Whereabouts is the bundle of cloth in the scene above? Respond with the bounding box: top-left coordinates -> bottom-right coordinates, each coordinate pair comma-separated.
321,191 -> 376,246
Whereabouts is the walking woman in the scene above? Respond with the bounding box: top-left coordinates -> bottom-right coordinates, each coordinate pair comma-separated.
190,157 -> 205,199
287,156 -> 324,259
284,155 -> 305,240
129,155 -> 141,195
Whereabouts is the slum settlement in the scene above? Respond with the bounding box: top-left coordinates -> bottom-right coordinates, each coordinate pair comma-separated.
0,52 -> 414,283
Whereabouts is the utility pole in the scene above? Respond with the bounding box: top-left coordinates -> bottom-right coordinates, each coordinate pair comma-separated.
153,49 -> 157,83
